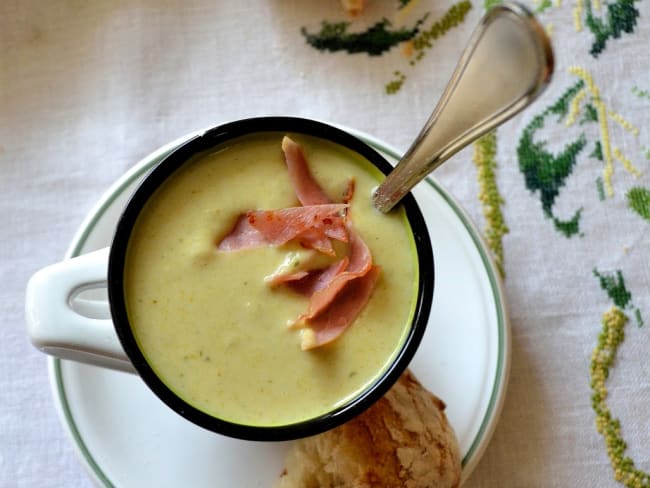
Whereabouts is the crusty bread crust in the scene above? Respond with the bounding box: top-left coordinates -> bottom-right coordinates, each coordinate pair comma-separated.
275,370 -> 461,488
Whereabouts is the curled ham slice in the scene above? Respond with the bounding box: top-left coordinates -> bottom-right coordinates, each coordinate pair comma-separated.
282,136 -> 332,206
217,204 -> 348,254
216,215 -> 267,252
284,257 -> 350,297
300,266 -> 381,351
216,135 -> 379,350
293,227 -> 372,325
283,136 -> 357,207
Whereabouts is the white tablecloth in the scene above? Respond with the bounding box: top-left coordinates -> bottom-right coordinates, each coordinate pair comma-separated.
3,1 -> 649,486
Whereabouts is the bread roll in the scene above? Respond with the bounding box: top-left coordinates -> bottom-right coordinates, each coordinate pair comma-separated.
275,370 -> 461,488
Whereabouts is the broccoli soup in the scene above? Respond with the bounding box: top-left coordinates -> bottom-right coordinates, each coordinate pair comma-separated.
123,133 -> 420,427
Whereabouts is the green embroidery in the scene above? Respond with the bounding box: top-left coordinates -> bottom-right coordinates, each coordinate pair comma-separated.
631,86 -> 650,101
518,68 -> 645,236
517,81 -> 588,237
302,1 -> 472,94
594,268 -> 643,327
584,0 -> 640,57
568,66 -> 643,198
411,1 -> 471,59
553,210 -> 583,238
590,141 -> 604,161
484,0 -> 502,10
642,146 -> 650,161
472,131 -> 509,278
589,307 -> 650,487
581,103 -> 599,124
385,71 -> 406,95
535,0 -> 553,13
549,80 -> 586,117
635,309 -> 644,328
490,0 -> 639,59
385,0 -> 472,94
626,187 -> 650,221
594,269 -> 632,309
596,177 -> 606,201
301,14 -> 428,56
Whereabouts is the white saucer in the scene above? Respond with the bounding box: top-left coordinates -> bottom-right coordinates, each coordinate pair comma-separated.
48,128 -> 510,487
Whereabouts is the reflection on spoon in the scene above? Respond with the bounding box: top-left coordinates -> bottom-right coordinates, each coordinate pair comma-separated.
372,2 -> 554,213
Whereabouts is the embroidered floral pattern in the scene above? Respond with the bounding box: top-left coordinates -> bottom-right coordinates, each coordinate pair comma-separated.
518,66 -> 644,237
298,4 -> 647,483
301,15 -> 429,56
386,0 -> 472,94
473,131 -> 508,277
594,269 -> 632,309
517,80 -> 587,237
484,0 -> 501,9
299,1 -> 472,94
583,0 -> 640,57
567,66 -> 642,198
590,268 -> 646,486
626,187 -> 650,221
589,307 -> 650,487
506,7 -> 646,479
631,86 -> 650,101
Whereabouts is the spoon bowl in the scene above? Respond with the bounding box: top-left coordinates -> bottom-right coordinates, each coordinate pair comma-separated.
373,2 -> 553,213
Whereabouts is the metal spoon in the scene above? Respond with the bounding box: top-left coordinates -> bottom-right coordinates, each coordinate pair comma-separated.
372,2 -> 553,213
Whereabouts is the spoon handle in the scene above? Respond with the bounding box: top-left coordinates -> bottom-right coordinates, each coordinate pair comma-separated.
373,2 -> 553,213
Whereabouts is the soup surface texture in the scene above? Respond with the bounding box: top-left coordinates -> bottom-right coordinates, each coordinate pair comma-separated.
124,133 -> 419,426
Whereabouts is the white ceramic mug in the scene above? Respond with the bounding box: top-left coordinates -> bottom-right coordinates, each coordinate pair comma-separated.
27,247 -> 131,371
26,117 -> 434,440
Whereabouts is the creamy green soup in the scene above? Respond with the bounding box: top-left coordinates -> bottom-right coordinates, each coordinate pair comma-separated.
124,133 -> 419,426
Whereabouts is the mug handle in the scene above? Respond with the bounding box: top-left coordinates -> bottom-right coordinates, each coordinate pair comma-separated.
25,247 -> 135,373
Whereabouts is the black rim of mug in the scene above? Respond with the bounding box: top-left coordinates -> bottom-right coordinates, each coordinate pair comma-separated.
107,116 -> 434,441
